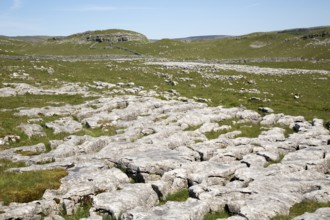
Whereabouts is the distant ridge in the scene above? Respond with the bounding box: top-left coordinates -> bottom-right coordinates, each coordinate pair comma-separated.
277,26 -> 330,35
173,35 -> 231,41
4,36 -> 53,42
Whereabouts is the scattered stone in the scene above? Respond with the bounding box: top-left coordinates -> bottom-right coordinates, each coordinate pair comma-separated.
0,135 -> 21,145
249,97 -> 261,101
294,94 -> 300,99
247,79 -> 257,85
47,67 -> 55,74
293,124 -> 301,132
326,121 -> 330,130
258,107 -> 274,114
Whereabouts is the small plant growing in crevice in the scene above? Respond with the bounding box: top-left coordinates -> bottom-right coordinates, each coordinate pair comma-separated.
184,124 -> 202,131
264,153 -> 285,168
15,149 -> 43,156
159,188 -> 189,205
204,206 -> 231,220
271,200 -> 330,220
36,157 -> 55,165
61,196 -> 93,220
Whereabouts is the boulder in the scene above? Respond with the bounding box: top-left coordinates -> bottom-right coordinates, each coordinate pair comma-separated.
92,183 -> 159,219
45,117 -> 82,134
18,123 -> 46,138
258,107 -> 274,114
122,198 -> 209,220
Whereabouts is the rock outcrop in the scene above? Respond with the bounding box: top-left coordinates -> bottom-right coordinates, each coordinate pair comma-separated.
1,91 -> 330,220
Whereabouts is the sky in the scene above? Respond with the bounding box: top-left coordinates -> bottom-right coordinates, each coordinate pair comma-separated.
0,0 -> 330,39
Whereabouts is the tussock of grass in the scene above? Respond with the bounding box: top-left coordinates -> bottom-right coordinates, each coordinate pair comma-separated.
184,124 -> 202,131
204,210 -> 231,220
0,159 -> 67,205
159,188 -> 189,205
61,196 -> 93,220
272,200 -> 330,220
282,126 -> 295,138
15,149 -> 43,156
264,153 -> 285,168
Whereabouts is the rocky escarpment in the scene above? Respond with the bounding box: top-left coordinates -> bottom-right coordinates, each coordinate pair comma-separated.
68,29 -> 148,43
0,83 -> 330,219
47,29 -> 148,44
85,32 -> 146,43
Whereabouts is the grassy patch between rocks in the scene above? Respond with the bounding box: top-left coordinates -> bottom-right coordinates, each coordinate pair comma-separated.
272,200 -> 330,220
204,119 -> 263,140
159,188 -> 189,205
76,126 -> 118,137
264,153 -> 285,168
0,159 -> 67,205
203,210 -> 231,219
184,124 -> 202,131
61,196 -> 93,220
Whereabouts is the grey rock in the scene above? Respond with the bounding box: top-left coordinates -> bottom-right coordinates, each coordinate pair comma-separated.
0,200 -> 57,220
326,121 -> 330,130
260,113 -> 283,126
92,183 -> 158,219
258,107 -> 274,114
236,110 -> 261,121
18,123 -> 46,138
258,127 -> 286,142
122,198 -> 209,220
0,135 -> 21,145
2,91 -> 330,219
45,117 -> 82,134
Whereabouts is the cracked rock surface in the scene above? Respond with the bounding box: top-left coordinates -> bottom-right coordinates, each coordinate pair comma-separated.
1,91 -> 330,220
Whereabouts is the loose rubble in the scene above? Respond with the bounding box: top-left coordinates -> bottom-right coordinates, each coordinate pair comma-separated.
146,61 -> 330,75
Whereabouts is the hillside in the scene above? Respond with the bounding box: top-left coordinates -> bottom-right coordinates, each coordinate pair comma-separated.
0,26 -> 330,220
173,35 -> 231,41
0,27 -> 329,59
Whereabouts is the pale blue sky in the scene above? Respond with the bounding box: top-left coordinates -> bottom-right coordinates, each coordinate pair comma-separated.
0,0 -> 329,39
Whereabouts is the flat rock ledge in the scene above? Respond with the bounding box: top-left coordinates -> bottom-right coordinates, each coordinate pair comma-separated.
1,93 -> 330,220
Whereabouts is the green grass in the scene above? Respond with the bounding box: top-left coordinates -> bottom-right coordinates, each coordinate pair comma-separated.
0,94 -> 93,110
15,149 -> 43,156
272,200 -> 330,220
159,188 -> 189,205
184,124 -> 202,131
108,27 -> 330,60
1,26 -> 330,217
264,153 -> 285,168
61,196 -> 92,220
203,210 -> 231,220
204,119 -> 263,140
0,159 -> 67,205
2,26 -> 330,59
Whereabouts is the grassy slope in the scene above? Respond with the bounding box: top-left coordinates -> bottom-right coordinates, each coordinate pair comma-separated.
112,27 -> 330,60
2,27 -> 329,58
0,27 -> 329,206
